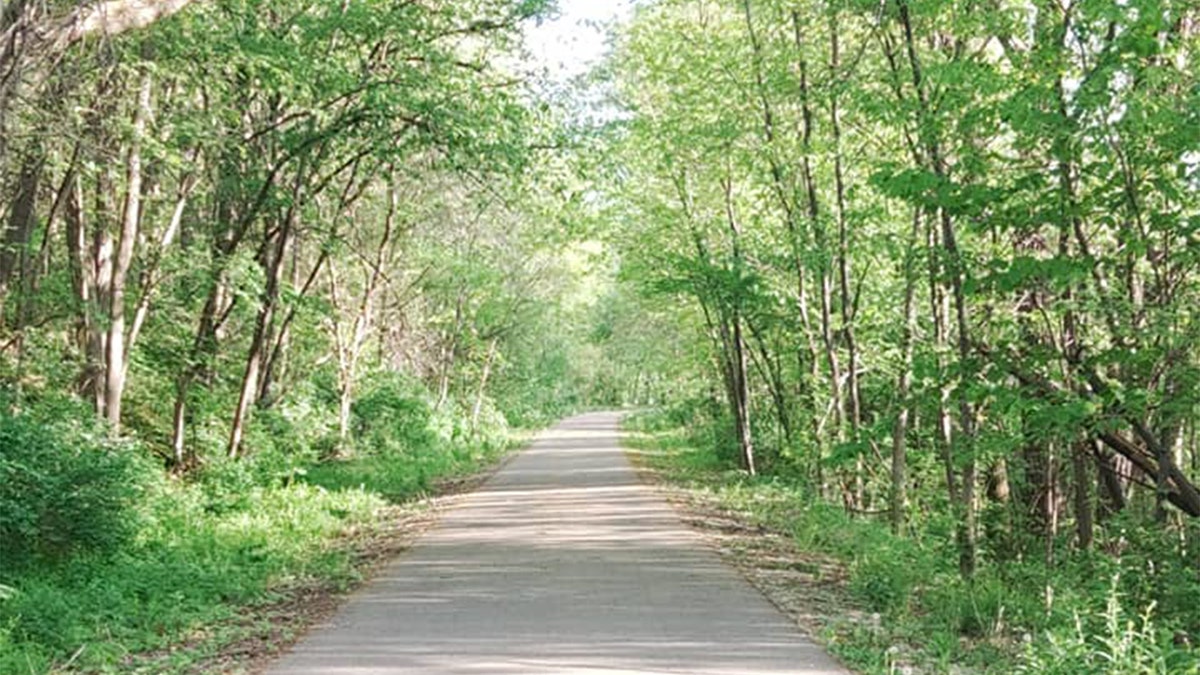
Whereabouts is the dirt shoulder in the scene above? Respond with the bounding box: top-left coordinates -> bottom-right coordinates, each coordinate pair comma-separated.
625,443 -> 877,673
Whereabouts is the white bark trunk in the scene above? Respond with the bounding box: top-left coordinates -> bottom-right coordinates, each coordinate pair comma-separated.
104,72 -> 150,430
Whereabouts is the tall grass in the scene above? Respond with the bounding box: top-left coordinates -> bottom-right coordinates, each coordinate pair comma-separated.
624,410 -> 1200,675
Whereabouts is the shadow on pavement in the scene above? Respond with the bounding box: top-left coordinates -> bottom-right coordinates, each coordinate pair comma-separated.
263,412 -> 847,675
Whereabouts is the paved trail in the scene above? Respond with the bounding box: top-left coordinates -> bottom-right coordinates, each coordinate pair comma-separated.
264,412 -> 848,674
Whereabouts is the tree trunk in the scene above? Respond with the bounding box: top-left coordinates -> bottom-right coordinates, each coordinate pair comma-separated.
64,169 -> 98,400
471,336 -> 499,432
228,210 -> 293,458
899,1 -> 977,577
89,171 -> 116,417
891,208 -> 920,535
104,72 -> 150,431
722,174 -> 755,476
749,322 -> 793,448
791,10 -> 843,493
1097,445 -> 1130,516
0,155 -> 42,319
1045,444 -> 1059,565
828,4 -> 864,510
1156,413 -> 1184,523
171,272 -> 224,468
435,292 -> 465,411
337,373 -> 354,446
731,313 -> 755,475
328,179 -> 397,449
1074,440 -> 1094,549
742,4 -> 817,474
258,247 -> 326,407
929,215 -> 957,506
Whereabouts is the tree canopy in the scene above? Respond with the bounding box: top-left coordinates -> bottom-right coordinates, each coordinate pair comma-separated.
1,0 -> 1199,672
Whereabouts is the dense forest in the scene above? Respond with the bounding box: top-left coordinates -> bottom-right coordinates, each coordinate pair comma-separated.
0,0 -> 617,671
1,0 -> 1199,673
605,0 -> 1200,672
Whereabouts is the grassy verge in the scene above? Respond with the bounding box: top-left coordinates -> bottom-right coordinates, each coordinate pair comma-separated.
623,415 -> 1199,675
0,436 -> 521,675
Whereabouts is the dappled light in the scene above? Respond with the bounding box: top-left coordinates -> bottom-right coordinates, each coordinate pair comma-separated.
266,413 -> 845,674
2,0 -> 1199,671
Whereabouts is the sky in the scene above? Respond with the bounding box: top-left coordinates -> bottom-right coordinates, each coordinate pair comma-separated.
523,0 -> 639,82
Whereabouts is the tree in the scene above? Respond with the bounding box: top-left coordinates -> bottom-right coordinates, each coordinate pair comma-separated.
604,0 -> 1200,586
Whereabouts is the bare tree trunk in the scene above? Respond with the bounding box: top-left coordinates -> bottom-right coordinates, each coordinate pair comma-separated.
742,4 -> 819,476
64,168 -> 95,392
673,167 -> 754,475
327,254 -> 353,447
748,322 -> 793,448
791,11 -> 844,493
89,170 -> 116,416
327,179 -> 398,449
929,215 -> 957,505
228,204 -> 294,458
1045,444 -> 1059,565
256,232 -> 301,406
0,155 -> 42,318
732,316 -> 755,476
168,140 -> 291,465
260,244 -> 331,407
471,336 -> 499,432
899,1 -> 977,576
828,5 -> 864,509
104,72 -> 150,430
1097,445 -> 1130,516
722,173 -> 755,476
891,208 -> 919,535
435,292 -> 465,411
336,318 -> 353,445
1074,440 -> 1094,549
1157,409 -> 1184,523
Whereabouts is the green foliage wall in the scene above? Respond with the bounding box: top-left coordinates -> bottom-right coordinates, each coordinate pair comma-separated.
0,405 -> 153,566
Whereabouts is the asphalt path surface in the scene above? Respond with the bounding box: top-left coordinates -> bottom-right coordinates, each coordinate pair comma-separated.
263,411 -> 849,674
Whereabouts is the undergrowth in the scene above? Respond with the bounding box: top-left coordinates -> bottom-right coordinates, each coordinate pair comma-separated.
0,387 -> 519,675
623,411 -> 1200,675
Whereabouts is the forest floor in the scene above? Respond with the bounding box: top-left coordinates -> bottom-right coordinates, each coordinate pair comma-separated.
623,428 -> 994,675
625,441 -> 887,673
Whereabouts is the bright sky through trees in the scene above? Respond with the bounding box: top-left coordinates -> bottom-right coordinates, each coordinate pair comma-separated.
3,0 -> 1200,672
524,0 -> 637,81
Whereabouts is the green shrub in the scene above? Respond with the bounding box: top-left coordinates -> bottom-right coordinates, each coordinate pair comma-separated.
850,546 -> 921,615
352,373 -> 437,455
626,412 -> 1200,674
262,380 -> 341,460
1100,515 -> 1200,636
0,368 -> 520,671
426,397 -> 511,451
624,408 -> 679,433
0,410 -> 154,566
0,479 -> 387,672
